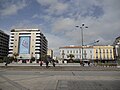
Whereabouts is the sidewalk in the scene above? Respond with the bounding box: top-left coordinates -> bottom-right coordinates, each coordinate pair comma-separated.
0,63 -> 120,71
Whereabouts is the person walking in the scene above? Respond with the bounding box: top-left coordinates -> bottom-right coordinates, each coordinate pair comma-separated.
46,60 -> 49,68
52,59 -> 55,67
40,60 -> 43,66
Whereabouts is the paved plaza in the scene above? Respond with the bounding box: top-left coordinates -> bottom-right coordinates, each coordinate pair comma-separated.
0,70 -> 120,90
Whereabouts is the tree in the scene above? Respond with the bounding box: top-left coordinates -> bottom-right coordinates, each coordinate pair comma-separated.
8,56 -> 14,63
30,57 -> 35,63
67,54 -> 75,63
41,54 -> 47,62
13,53 -> 19,62
3,57 -> 10,67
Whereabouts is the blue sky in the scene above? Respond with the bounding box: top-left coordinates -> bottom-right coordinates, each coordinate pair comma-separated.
0,0 -> 120,56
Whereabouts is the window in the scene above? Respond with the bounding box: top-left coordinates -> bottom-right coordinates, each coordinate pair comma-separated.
70,50 -> 72,53
90,55 -> 92,59
19,33 -> 31,35
76,50 -> 78,53
67,50 -> 69,53
96,49 -> 98,53
110,49 -> 112,53
79,50 -> 81,53
90,50 -> 92,53
103,49 -> 105,53
73,50 -> 75,53
106,49 -> 109,53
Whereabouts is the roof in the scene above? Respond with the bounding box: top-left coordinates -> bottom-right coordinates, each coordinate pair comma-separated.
11,29 -> 41,32
59,45 -> 93,49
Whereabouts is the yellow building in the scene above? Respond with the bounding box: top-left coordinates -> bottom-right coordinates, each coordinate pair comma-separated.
93,45 -> 114,63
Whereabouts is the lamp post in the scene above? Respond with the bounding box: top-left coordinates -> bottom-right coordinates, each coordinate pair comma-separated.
76,24 -> 88,65
86,40 -> 100,46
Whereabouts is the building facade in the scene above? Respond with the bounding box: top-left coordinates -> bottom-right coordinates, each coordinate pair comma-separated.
59,45 -> 94,60
93,46 -> 114,63
9,29 -> 48,62
59,45 -> 114,63
47,49 -> 53,59
113,36 -> 120,58
0,30 -> 9,59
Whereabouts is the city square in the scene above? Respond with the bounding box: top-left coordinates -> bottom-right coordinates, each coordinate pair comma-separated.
0,65 -> 120,90
0,0 -> 120,90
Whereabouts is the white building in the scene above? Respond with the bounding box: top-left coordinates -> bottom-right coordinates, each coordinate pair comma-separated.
59,45 -> 115,63
9,29 -> 48,62
59,45 -> 94,60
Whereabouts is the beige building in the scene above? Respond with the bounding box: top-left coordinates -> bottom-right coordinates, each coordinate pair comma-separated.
9,29 -> 48,62
93,45 -> 114,63
47,49 -> 53,59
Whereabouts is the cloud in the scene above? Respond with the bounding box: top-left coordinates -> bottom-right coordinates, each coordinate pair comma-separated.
36,0 -> 57,6
1,0 -> 120,56
45,33 -> 69,56
10,20 -> 44,30
36,0 -> 68,16
0,0 -> 27,16
52,17 -> 77,33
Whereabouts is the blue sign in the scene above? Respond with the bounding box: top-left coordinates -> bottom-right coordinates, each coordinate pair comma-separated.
19,36 -> 30,54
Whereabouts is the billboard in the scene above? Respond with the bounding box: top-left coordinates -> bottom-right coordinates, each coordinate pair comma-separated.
19,36 -> 30,54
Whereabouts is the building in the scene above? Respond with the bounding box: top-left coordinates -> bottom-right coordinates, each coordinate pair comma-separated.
59,45 -> 115,63
113,36 -> 120,63
59,45 -> 94,61
47,49 -> 53,59
0,30 -> 9,59
93,45 -> 114,63
9,29 -> 48,63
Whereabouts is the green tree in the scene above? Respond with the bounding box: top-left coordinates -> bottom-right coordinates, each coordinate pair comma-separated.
13,53 -> 19,62
30,57 -> 35,63
8,56 -> 14,63
67,54 -> 75,63
3,56 -> 10,67
41,54 -> 47,62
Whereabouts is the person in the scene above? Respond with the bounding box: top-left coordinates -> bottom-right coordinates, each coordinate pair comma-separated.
88,61 -> 90,66
52,59 -> 55,67
5,62 -> 7,67
40,60 -> 43,66
46,60 -> 49,68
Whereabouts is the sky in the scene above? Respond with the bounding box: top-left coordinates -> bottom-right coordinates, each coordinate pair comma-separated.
0,0 -> 120,56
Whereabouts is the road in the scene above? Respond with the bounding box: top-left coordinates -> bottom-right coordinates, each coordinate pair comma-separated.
0,70 -> 120,90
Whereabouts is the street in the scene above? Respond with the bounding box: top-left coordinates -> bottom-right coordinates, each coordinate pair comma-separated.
0,70 -> 120,90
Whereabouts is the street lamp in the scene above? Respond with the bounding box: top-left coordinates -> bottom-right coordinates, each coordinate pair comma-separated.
76,24 -> 88,65
87,40 -> 100,46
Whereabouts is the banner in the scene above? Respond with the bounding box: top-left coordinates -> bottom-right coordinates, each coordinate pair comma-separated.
19,36 -> 30,54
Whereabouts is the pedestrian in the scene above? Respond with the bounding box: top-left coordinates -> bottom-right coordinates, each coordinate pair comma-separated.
52,59 -> 55,67
5,62 -> 7,67
88,61 -> 90,66
40,60 -> 43,66
46,60 -> 49,68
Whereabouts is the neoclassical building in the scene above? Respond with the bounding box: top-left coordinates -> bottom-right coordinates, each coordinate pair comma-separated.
93,45 -> 114,63
59,45 -> 94,60
59,45 -> 114,63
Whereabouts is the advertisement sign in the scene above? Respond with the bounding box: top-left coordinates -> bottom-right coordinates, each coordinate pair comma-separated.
19,36 -> 30,54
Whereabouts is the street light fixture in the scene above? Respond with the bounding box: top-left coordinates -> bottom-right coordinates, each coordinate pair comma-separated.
76,24 -> 88,66
87,40 -> 100,46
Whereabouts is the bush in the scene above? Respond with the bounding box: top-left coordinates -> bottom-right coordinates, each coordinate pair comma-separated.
0,59 -> 3,63
73,59 -> 80,63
